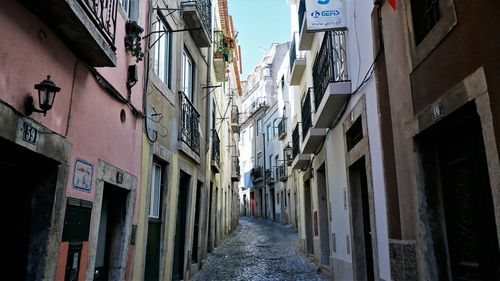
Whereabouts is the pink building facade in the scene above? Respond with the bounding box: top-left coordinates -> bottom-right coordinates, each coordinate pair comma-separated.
0,0 -> 145,280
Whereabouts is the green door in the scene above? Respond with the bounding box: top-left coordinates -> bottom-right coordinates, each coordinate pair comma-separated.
145,220 -> 161,280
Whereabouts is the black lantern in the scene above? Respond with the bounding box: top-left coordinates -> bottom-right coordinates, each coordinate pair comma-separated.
284,143 -> 292,165
25,75 -> 61,116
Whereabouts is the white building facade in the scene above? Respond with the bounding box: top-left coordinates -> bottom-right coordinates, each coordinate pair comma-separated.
238,42 -> 292,224
287,0 -> 391,280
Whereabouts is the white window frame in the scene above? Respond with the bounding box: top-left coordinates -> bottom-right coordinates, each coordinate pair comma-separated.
182,49 -> 195,101
120,0 -> 131,17
149,162 -> 162,219
153,15 -> 172,88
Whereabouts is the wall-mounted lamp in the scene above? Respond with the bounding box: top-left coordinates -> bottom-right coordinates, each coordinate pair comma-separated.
25,75 -> 61,116
284,143 -> 292,165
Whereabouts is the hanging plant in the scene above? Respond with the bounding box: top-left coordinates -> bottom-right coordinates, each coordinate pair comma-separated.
125,21 -> 144,62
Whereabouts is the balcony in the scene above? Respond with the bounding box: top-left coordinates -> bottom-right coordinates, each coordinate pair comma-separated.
179,91 -> 200,162
312,31 -> 351,129
213,53 -> 226,82
297,0 -> 314,51
211,129 -> 220,173
231,156 -> 240,182
250,97 -> 268,115
181,0 -> 212,48
277,162 -> 288,182
20,0 -> 118,66
213,31 -> 230,82
231,105 -> 240,133
301,88 -> 327,154
251,166 -> 263,182
241,97 -> 268,124
291,123 -> 310,170
265,169 -> 275,184
289,34 -> 306,85
277,118 -> 286,140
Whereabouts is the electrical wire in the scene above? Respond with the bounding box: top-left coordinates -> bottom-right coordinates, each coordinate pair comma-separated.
64,59 -> 82,137
353,0 -> 362,87
143,0 -> 158,142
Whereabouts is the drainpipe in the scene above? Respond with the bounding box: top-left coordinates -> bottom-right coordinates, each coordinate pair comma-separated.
206,44 -> 212,157
262,131 -> 266,218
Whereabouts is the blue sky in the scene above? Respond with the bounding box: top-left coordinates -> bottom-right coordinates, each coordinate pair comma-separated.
228,0 -> 292,79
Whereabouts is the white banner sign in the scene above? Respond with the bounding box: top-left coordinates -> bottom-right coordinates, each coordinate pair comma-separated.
306,0 -> 346,31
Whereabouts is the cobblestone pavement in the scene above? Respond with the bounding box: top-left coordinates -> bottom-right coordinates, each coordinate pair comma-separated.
191,217 -> 329,281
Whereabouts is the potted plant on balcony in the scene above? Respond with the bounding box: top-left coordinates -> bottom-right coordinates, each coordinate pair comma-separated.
214,30 -> 225,60
214,30 -> 234,62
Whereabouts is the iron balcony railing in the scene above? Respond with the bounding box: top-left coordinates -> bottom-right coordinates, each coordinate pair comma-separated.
290,34 -> 298,73
250,97 -> 267,114
231,156 -> 240,180
278,162 -> 287,181
182,0 -> 212,40
211,129 -> 220,166
312,31 -> 348,111
231,105 -> 239,124
251,166 -> 263,182
179,91 -> 200,154
278,118 -> 286,138
301,88 -> 313,140
78,0 -> 118,50
265,169 -> 275,183
292,123 -> 300,159
298,0 -> 306,34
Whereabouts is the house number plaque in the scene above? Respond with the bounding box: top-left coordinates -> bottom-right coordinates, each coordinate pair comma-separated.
23,122 -> 38,144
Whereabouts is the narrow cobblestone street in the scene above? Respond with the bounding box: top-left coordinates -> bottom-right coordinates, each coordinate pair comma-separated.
191,217 -> 329,281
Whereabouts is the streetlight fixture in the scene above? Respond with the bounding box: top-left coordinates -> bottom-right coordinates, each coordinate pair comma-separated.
284,143 -> 292,165
25,75 -> 61,116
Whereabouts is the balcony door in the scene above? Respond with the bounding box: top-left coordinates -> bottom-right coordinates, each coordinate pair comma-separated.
181,49 -> 195,101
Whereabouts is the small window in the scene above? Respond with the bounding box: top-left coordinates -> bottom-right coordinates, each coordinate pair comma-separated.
149,162 -> 162,219
411,0 -> 440,45
267,124 -> 271,141
346,117 -> 363,151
